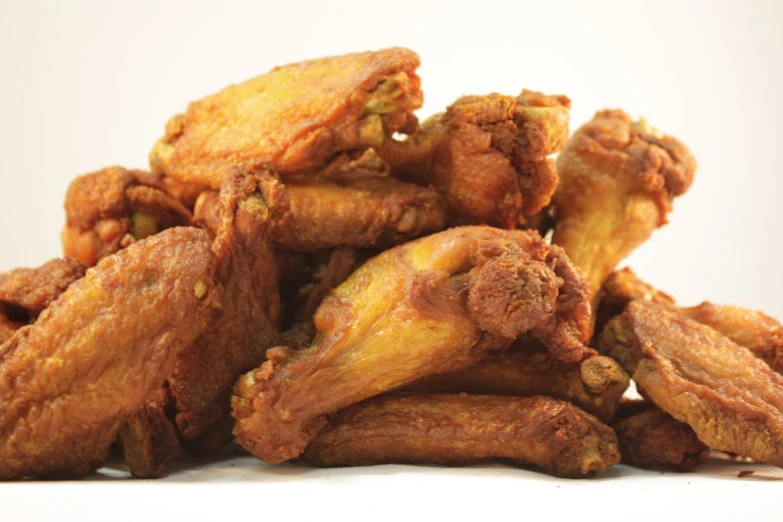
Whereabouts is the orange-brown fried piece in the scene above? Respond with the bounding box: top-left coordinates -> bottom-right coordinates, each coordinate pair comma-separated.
116,389 -> 180,479
62,166 -> 193,266
407,349 -> 629,423
611,400 -> 708,472
195,170 -> 446,251
0,228 -> 217,479
232,226 -> 591,463
150,48 -> 422,187
303,394 -> 620,478
0,258 -> 86,319
599,268 -> 783,373
599,300 -> 783,468
552,111 -> 696,314
382,90 -> 570,228
168,169 -> 282,447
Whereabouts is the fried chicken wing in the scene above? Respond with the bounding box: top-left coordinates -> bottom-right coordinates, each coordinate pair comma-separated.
0,227 -> 217,479
168,168 -> 282,445
0,258 -> 86,316
303,394 -> 620,478
552,111 -> 696,315
611,400 -> 708,472
195,171 -> 446,251
62,166 -> 193,266
381,90 -> 570,228
407,349 -> 629,423
150,48 -> 422,187
599,300 -> 783,468
600,268 -> 783,373
232,226 -> 591,463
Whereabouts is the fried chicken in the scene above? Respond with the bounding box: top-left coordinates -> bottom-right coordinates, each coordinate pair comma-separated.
194,167 -> 446,251
552,111 -> 696,317
0,227 -> 218,479
599,300 -> 783,468
303,394 -> 620,478
407,348 -> 628,423
599,268 -> 783,373
381,90 -> 570,228
611,400 -> 708,472
231,226 -> 591,463
62,166 -> 193,266
150,48 -> 422,187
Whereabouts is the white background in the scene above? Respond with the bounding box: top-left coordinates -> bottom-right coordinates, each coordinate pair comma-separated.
1,0 -> 782,520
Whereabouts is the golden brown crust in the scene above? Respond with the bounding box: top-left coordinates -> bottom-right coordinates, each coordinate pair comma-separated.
0,258 -> 86,318
169,168 -> 282,443
117,392 -> 180,479
552,111 -> 696,313
0,227 -> 217,479
612,400 -> 708,472
408,351 -> 628,423
150,48 -> 422,187
303,394 -> 620,478
62,166 -> 193,266
383,90 -> 569,228
599,301 -> 783,468
232,227 -> 590,463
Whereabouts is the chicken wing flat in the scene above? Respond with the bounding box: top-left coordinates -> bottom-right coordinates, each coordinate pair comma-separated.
149,48 -> 422,187
0,227 -> 218,479
407,349 -> 628,423
0,258 -> 86,319
600,268 -> 783,373
232,226 -> 591,463
599,300 -> 783,468
381,90 -> 569,228
303,394 -> 620,478
552,111 -> 696,315
168,168 -> 282,446
195,170 -> 445,251
611,400 -> 708,472
62,166 -> 193,266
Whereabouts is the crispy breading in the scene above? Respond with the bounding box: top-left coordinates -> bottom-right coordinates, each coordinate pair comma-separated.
599,301 -> 783,468
552,111 -> 696,317
303,394 -> 620,478
62,166 -> 192,266
381,90 -> 569,228
612,400 -> 708,472
0,228 -> 217,479
231,226 -> 591,463
150,48 -> 422,187
407,349 -> 629,423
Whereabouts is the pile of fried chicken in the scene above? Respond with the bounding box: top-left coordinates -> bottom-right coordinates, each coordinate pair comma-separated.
2,47 -> 781,480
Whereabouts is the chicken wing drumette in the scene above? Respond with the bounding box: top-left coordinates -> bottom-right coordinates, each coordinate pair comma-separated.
150,48 -> 422,187
381,90 -> 570,228
232,226 -> 591,463
552,111 -> 696,316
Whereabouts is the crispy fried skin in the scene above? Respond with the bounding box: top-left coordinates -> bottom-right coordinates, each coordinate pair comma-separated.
167,169 -> 281,446
599,301 -> 783,468
117,390 -> 180,479
0,258 -> 86,319
552,111 -> 696,315
681,303 -> 783,374
381,90 -> 569,228
407,350 -> 629,423
232,227 -> 591,463
0,228 -> 217,479
303,394 -> 620,478
599,268 -> 783,372
150,48 -> 422,187
612,400 -> 708,472
62,166 -> 193,266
